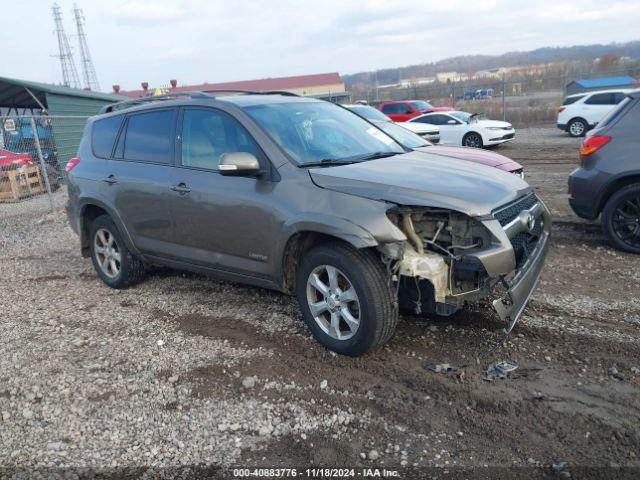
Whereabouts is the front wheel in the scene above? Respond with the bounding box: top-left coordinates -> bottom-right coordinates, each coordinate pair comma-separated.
601,183 -> 640,254
463,132 -> 483,148
296,242 -> 397,356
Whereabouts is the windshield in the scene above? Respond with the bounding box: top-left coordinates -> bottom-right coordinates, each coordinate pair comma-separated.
348,105 -> 391,122
411,101 -> 433,111
244,101 -> 404,165
450,111 -> 472,123
376,122 -> 430,148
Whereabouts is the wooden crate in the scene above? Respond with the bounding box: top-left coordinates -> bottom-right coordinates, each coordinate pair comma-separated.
0,165 -> 45,202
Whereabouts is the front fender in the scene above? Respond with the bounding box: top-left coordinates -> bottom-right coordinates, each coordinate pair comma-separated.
280,213 -> 380,249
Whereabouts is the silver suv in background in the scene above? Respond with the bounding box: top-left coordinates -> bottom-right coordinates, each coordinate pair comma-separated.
569,89 -> 640,253
66,92 -> 550,356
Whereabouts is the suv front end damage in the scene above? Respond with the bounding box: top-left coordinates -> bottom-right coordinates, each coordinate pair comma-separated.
381,192 -> 551,332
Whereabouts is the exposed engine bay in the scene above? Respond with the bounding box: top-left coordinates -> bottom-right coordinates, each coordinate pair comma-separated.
384,208 -> 498,316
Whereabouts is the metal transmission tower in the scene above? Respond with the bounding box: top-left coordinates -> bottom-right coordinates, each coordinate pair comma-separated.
52,3 -> 81,88
73,4 -> 100,91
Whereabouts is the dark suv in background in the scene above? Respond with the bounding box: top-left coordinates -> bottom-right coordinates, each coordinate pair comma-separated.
66,92 -> 550,356
568,89 -> 640,253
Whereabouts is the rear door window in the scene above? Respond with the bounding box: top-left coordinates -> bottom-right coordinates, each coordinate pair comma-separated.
92,114 -> 123,158
585,93 -> 615,105
122,109 -> 176,163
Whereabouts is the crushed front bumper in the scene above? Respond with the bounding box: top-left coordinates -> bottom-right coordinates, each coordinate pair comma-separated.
489,197 -> 552,333
492,228 -> 550,333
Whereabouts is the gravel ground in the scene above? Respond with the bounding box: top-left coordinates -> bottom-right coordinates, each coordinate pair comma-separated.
1,128 -> 639,478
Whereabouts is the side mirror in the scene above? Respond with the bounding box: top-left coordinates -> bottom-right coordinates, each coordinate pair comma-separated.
447,119 -> 457,125
218,152 -> 261,176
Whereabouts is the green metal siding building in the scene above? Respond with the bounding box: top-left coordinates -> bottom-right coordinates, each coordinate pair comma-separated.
0,76 -> 124,168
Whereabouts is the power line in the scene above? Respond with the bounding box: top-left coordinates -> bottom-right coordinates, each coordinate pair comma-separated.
52,3 -> 81,88
73,3 -> 100,91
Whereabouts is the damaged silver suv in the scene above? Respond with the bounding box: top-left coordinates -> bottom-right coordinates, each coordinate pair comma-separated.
66,92 -> 551,356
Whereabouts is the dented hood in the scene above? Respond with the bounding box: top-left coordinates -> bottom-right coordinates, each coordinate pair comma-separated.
309,151 -> 531,217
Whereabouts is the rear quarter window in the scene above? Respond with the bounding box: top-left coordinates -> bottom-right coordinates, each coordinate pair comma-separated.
92,115 -> 124,158
562,95 -> 585,106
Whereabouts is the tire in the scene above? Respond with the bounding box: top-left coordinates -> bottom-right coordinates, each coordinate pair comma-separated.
601,183 -> 640,254
462,132 -> 483,148
567,118 -> 588,137
296,242 -> 398,356
89,215 -> 146,288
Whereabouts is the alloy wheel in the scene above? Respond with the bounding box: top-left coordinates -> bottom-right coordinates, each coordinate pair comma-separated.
306,265 -> 361,340
612,195 -> 640,249
464,133 -> 482,148
569,121 -> 585,136
94,228 -> 121,278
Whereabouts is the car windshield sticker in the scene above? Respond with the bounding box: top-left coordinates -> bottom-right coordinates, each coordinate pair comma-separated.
366,127 -> 394,145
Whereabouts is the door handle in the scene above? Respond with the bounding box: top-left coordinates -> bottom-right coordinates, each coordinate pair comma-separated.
102,174 -> 117,185
171,183 -> 191,194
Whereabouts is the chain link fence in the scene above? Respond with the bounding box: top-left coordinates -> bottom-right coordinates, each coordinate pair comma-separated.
0,115 -> 88,221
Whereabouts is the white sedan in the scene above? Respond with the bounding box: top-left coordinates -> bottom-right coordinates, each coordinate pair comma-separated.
344,104 -> 440,143
408,111 -> 515,148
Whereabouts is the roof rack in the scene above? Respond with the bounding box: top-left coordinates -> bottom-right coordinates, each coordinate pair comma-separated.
99,89 -> 301,115
99,91 -> 212,114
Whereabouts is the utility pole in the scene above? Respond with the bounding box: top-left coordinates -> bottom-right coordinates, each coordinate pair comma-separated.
52,3 -> 81,88
502,73 -> 506,121
73,4 -> 100,91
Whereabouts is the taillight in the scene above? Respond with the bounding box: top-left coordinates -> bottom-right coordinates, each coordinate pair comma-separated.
580,136 -> 611,156
558,106 -> 565,113
65,157 -> 80,173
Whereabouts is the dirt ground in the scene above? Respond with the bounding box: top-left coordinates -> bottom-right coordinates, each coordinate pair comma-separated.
1,127 -> 639,479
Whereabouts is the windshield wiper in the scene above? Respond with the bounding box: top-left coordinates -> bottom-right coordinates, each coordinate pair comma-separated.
302,158 -> 358,168
302,151 -> 400,168
354,151 -> 401,161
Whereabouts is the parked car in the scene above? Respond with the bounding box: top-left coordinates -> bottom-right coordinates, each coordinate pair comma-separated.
66,92 -> 550,356
409,111 -> 515,148
344,104 -> 440,143
557,89 -> 632,137
352,118 -> 524,177
378,100 -> 453,122
568,89 -> 640,253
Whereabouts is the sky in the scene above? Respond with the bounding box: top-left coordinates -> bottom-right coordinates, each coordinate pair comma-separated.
3,0 -> 639,92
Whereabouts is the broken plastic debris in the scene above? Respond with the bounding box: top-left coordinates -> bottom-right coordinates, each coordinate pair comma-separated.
484,361 -> 518,381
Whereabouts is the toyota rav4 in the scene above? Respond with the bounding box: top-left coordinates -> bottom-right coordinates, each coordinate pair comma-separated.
66,92 -> 551,356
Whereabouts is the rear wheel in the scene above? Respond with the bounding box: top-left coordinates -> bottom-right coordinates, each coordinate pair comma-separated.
89,215 -> 145,288
463,132 -> 483,148
296,242 -> 397,356
602,184 -> 640,254
567,118 -> 588,137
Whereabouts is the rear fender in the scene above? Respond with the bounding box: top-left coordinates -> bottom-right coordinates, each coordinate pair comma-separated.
78,195 -> 140,256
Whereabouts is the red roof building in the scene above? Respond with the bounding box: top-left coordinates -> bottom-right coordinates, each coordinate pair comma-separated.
118,72 -> 348,100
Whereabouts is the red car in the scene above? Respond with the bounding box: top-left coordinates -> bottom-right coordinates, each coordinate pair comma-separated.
378,100 -> 453,122
0,149 -> 33,170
